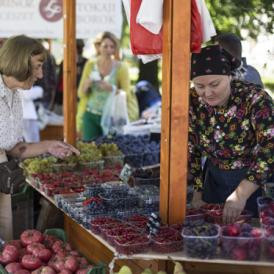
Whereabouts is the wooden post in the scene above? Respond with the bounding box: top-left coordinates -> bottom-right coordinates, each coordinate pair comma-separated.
160,0 -> 191,224
63,0 -> 77,146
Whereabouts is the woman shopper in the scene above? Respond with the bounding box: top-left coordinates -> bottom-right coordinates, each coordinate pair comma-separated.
76,31 -> 138,141
0,35 -> 79,189
189,45 -> 273,224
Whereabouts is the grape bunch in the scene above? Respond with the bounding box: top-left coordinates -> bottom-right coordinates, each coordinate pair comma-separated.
98,143 -> 123,157
22,156 -> 58,174
76,141 -> 102,163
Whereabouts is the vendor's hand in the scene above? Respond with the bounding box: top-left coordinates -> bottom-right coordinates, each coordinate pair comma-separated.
46,141 -> 80,159
192,191 -> 206,208
97,80 -> 113,92
82,79 -> 92,94
223,191 -> 247,224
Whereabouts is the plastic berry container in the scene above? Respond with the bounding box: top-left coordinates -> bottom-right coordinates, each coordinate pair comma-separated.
221,224 -> 263,261
257,196 -> 274,227
200,203 -> 224,212
143,151 -> 160,166
170,223 -> 184,233
83,184 -> 104,197
151,233 -> 183,253
90,216 -> 121,234
103,155 -> 124,168
205,209 -> 253,225
79,160 -> 104,172
51,162 -> 77,173
124,154 -> 144,168
257,196 -> 273,210
137,186 -> 160,210
184,208 -> 205,226
100,181 -> 129,197
114,234 -> 150,255
126,214 -> 149,223
99,193 -> 139,210
106,226 -> 143,246
133,177 -> 160,187
263,226 -> 274,261
100,222 -> 131,240
182,223 -> 220,259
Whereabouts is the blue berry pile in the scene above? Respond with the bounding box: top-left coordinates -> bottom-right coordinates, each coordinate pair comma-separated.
182,223 -> 220,259
96,134 -> 160,167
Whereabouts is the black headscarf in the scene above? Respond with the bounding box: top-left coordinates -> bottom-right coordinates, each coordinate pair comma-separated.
191,45 -> 241,80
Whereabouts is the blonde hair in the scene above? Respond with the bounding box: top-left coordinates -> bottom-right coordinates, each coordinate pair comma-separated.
0,35 -> 47,81
94,31 -> 120,59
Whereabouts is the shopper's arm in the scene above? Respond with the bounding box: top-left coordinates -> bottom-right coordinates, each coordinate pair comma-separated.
7,141 -> 79,160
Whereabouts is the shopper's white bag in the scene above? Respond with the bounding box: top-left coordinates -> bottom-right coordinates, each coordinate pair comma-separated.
101,90 -> 129,135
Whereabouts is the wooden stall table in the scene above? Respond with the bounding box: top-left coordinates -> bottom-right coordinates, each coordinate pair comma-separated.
25,178 -> 274,274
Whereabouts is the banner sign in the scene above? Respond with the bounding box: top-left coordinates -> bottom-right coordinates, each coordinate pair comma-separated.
0,0 -> 123,39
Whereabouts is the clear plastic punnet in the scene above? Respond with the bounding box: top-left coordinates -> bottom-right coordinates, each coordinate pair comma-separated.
182,224 -> 220,259
221,224 -> 263,261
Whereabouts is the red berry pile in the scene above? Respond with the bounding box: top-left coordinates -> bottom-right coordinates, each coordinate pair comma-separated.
90,217 -> 121,234
151,227 -> 183,253
114,235 -> 150,255
106,227 -> 142,245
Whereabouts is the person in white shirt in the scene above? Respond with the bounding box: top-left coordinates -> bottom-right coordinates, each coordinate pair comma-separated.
0,35 -> 79,162
20,86 -> 43,142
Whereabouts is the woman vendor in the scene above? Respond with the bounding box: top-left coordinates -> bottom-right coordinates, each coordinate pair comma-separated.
189,45 -> 273,224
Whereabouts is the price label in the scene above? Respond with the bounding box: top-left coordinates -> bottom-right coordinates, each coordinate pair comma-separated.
119,163 -> 133,184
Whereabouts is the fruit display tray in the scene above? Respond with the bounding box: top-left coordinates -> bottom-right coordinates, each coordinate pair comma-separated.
151,234 -> 183,253
114,235 -> 150,255
103,155 -> 124,168
182,224 -> 220,259
221,227 -> 263,261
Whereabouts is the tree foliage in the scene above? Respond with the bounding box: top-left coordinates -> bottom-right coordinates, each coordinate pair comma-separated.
206,0 -> 274,39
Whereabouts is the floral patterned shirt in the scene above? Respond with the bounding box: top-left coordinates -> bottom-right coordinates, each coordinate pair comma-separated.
0,75 -> 23,151
188,80 -> 273,191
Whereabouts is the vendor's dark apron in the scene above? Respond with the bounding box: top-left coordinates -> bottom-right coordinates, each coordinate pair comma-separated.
202,159 -> 262,217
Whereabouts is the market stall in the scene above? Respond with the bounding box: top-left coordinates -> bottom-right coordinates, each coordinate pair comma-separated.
1,0 -> 273,273
28,0 -> 274,273
58,0 -> 274,273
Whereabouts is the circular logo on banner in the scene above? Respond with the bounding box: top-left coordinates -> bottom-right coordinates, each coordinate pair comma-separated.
39,0 -> 63,22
